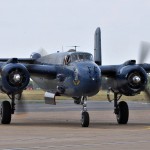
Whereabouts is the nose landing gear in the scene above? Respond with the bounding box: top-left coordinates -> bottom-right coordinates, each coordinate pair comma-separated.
81,96 -> 90,127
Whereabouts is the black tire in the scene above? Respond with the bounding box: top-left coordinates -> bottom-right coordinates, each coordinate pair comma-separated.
117,101 -> 129,124
81,111 -> 90,127
0,101 -> 11,124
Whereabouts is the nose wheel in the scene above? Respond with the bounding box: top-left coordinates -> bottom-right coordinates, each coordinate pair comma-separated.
81,111 -> 89,127
81,96 -> 90,127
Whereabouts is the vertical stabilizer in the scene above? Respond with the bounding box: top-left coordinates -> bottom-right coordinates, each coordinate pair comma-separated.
94,27 -> 102,65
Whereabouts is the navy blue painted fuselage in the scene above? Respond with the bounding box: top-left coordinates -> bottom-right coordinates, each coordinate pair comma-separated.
31,51 -> 101,97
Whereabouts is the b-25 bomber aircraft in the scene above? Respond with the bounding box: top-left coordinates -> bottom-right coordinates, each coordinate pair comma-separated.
0,27 -> 150,127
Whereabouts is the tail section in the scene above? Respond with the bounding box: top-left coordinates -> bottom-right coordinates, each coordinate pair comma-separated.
94,27 -> 102,65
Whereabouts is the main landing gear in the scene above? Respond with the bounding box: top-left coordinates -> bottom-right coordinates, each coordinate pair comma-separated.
0,94 -> 17,124
81,96 -> 89,127
107,88 -> 129,124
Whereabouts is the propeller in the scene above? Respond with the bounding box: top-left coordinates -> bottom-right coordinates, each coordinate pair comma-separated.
15,92 -> 28,115
104,41 -> 150,102
138,41 -> 150,102
37,48 -> 48,57
138,41 -> 150,64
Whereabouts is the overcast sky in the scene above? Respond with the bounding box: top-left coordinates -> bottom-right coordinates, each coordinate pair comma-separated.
0,0 -> 150,65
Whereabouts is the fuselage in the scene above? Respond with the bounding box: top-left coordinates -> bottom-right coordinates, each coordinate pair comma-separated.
31,51 -> 101,97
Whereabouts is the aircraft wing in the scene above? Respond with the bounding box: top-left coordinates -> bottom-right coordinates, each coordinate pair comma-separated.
0,58 -> 57,79
0,58 -> 35,64
100,63 -> 150,77
99,61 -> 150,97
25,64 -> 57,79
99,65 -> 119,77
0,58 -> 57,94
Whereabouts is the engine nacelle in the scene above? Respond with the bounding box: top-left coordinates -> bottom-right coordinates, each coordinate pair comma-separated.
1,63 -> 30,94
110,65 -> 147,96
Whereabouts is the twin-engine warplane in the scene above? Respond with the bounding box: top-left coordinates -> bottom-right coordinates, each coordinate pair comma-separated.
0,27 -> 150,127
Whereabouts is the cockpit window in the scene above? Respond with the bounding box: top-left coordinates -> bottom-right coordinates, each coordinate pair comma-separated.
71,54 -> 78,62
64,53 -> 93,65
64,55 -> 71,65
71,53 -> 93,62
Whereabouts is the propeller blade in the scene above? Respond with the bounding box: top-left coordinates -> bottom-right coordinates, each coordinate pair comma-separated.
144,87 -> 150,102
139,41 -> 150,64
15,93 -> 28,115
37,48 -> 48,57
138,41 -> 150,102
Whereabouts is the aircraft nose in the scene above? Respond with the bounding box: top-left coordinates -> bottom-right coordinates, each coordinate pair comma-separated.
87,66 -> 99,81
74,63 -> 101,96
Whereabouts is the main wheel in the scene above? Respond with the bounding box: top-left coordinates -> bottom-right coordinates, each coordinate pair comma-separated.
0,101 -> 11,124
81,111 -> 89,127
116,101 -> 129,124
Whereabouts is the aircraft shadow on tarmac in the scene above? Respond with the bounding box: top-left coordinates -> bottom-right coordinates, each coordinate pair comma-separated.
8,121 -> 150,128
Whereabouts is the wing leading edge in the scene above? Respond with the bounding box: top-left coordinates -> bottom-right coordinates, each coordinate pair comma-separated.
0,58 -> 57,79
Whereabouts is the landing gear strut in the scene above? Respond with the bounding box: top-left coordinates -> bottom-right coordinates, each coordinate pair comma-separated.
8,94 -> 16,114
114,93 -> 129,124
81,96 -> 89,127
107,88 -> 129,124
0,94 -> 16,124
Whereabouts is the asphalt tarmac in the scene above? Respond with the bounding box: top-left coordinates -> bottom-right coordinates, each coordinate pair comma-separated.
1,100 -> 150,150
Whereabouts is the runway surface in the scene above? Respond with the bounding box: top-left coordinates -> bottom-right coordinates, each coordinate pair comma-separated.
1,100 -> 150,150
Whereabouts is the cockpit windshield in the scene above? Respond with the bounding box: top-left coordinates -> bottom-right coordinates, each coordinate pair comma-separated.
64,52 -> 93,65
71,53 -> 93,62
